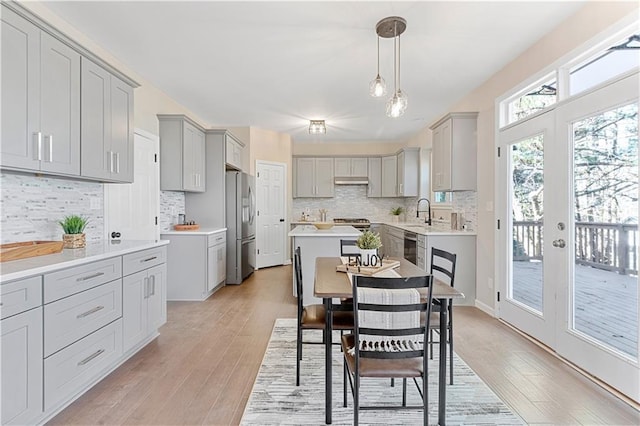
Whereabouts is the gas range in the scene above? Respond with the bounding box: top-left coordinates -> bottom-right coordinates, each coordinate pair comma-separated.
333,218 -> 371,230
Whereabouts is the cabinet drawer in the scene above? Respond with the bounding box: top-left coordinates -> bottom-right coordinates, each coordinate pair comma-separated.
208,232 -> 226,247
123,246 -> 166,276
44,257 -> 121,303
44,319 -> 122,411
44,280 -> 122,357
1,276 -> 42,320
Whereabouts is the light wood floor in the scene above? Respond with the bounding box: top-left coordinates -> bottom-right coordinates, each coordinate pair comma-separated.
50,265 -> 639,425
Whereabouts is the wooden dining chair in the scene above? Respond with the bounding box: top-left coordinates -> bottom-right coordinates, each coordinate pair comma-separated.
340,239 -> 360,259
428,248 -> 457,385
341,274 -> 435,426
294,247 -> 353,386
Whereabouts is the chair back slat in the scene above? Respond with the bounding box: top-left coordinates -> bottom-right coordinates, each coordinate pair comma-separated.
430,248 -> 456,288
352,274 -> 434,362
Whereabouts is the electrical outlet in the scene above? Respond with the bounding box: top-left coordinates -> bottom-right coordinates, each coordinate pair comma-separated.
487,277 -> 494,289
90,197 -> 101,210
170,207 -> 176,215
486,201 -> 494,212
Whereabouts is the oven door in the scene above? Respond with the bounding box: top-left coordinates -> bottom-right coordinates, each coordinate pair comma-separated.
404,232 -> 417,265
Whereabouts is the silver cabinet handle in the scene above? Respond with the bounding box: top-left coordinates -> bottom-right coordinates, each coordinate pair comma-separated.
141,256 -> 157,263
34,132 -> 42,160
76,305 -> 104,319
150,274 -> 156,296
76,272 -> 105,282
46,135 -> 53,162
107,151 -> 113,173
115,152 -> 120,173
143,277 -> 149,299
77,348 -> 105,366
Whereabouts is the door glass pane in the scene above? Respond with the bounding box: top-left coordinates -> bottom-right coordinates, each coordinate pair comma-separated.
572,103 -> 638,359
510,135 -> 544,313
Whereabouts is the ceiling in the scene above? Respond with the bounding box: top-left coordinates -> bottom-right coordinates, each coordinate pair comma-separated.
41,1 -> 585,143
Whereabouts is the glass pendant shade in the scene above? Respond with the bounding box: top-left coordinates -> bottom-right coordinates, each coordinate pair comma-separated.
385,93 -> 405,118
396,88 -> 408,111
369,74 -> 387,97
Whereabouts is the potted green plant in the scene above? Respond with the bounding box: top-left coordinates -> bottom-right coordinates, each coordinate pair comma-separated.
59,215 -> 89,249
390,206 -> 404,223
356,230 -> 382,264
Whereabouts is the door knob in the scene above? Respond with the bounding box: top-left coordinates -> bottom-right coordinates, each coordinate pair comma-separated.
552,239 -> 566,248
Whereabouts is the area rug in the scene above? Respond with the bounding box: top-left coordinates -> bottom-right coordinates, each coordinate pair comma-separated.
241,318 -> 525,425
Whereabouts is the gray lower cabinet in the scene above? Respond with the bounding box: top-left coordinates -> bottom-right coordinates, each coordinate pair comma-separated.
0,244 -> 167,425
1,277 -> 43,426
162,231 -> 226,301
1,6 -> 80,176
81,58 -> 134,183
122,263 -> 166,353
158,115 -> 206,192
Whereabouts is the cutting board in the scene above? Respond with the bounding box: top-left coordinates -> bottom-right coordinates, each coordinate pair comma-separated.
0,241 -> 64,262
336,259 -> 400,275
173,224 -> 200,231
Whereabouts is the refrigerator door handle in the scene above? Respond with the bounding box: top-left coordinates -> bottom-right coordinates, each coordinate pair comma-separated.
248,185 -> 255,225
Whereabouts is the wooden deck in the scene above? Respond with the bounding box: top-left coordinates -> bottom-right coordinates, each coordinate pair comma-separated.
512,261 -> 638,358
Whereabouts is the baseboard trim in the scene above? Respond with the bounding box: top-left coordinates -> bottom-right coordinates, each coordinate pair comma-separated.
475,299 -> 495,317
498,318 -> 640,411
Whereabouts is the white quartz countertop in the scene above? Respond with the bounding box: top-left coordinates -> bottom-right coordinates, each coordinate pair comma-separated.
382,222 -> 477,236
288,225 -> 362,237
161,227 -> 226,236
0,240 -> 170,282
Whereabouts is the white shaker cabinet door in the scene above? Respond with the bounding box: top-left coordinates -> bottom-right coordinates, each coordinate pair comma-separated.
122,270 -> 148,353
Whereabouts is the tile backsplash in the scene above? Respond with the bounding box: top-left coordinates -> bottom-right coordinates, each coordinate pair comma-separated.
159,190 -> 185,232
0,173 -> 104,244
293,186 -> 477,231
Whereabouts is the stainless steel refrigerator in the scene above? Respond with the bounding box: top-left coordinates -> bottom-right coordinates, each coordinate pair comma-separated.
226,171 -> 256,284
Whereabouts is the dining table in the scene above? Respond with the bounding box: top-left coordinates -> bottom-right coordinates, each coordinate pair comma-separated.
314,256 -> 465,425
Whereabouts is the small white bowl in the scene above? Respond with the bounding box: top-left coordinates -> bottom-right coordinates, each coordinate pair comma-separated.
313,222 -> 334,230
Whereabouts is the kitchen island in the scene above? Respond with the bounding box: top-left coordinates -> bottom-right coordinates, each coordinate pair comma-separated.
288,225 -> 361,305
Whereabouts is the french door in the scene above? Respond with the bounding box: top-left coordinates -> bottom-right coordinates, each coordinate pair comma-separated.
498,72 -> 639,401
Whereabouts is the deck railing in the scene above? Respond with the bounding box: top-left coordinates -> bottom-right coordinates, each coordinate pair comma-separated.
513,221 -> 638,275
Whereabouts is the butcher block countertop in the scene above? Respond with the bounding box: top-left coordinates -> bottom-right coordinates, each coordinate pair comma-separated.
0,239 -> 169,283
161,227 -> 226,236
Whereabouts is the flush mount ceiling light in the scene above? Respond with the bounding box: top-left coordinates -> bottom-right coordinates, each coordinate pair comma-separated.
373,16 -> 408,118
309,120 -> 326,135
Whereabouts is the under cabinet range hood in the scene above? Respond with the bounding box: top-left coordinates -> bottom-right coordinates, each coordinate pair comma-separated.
334,176 -> 369,185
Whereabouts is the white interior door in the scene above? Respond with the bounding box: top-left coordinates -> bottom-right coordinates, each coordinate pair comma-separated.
105,129 -> 159,240
255,160 -> 286,269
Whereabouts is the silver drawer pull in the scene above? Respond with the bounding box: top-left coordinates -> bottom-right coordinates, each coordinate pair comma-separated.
141,256 -> 157,263
76,305 -> 104,319
76,272 -> 105,282
77,348 -> 105,366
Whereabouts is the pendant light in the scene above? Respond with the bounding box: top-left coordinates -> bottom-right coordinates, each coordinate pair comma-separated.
374,16 -> 407,118
369,36 -> 387,97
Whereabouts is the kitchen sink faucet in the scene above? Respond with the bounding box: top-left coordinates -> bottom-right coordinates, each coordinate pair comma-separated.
416,198 -> 432,225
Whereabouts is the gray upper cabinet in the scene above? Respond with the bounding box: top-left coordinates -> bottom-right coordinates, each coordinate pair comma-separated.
293,157 -> 334,198
1,6 -> 80,176
397,147 -> 420,197
81,58 -> 134,183
224,133 -> 244,171
367,157 -> 382,198
381,155 -> 397,197
158,115 -> 206,192
430,112 -> 478,191
334,157 -> 368,177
